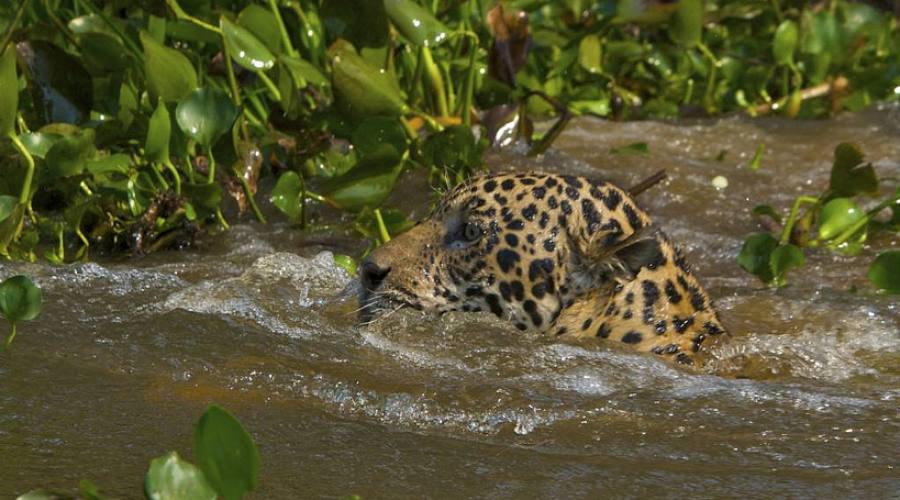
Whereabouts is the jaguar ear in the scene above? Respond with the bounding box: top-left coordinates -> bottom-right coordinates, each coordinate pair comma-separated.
571,185 -> 652,261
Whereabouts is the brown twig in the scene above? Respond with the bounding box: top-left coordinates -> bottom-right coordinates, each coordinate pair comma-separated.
628,169 -> 667,196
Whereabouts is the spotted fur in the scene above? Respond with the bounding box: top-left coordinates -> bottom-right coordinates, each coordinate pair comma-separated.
359,173 -> 727,367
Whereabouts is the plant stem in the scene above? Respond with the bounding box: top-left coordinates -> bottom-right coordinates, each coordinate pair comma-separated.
0,0 -> 28,56
421,47 -> 449,117
238,175 -> 267,223
374,208 -> 391,243
164,160 -> 182,194
460,34 -> 478,126
256,71 -> 282,102
166,0 -> 221,34
267,0 -> 297,58
780,195 -> 819,245
8,132 -> 34,205
206,147 -> 216,184
2,323 -> 15,352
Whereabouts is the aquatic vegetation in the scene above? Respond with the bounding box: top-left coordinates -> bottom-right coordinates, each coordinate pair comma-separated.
18,405 -> 260,500
739,142 -> 900,292
0,0 -> 897,261
0,274 -> 41,351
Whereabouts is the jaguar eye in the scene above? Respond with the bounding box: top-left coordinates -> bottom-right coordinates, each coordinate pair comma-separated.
462,222 -> 483,242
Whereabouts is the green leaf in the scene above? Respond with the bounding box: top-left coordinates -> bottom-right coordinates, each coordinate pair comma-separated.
20,132 -> 62,159
78,479 -> 101,500
183,182 -> 222,213
752,204 -> 782,225
333,254 -> 358,275
194,405 -> 260,500
271,171 -> 303,220
280,55 -> 329,89
383,0 -> 449,47
323,151 -> 404,212
0,203 -> 25,255
0,46 -> 17,137
610,142 -> 649,155
145,451 -> 217,500
773,20 -> 798,65
86,154 -> 132,176
329,40 -> 408,118
44,128 -> 97,180
237,4 -> 281,54
818,197 -> 865,240
668,0 -> 704,47
578,34 -> 602,74
421,125 -> 484,174
141,31 -> 198,102
175,88 -> 238,148
830,142 -> 877,196
737,232 -> 778,284
220,17 -> 275,73
769,243 -> 805,286
747,143 -> 765,170
868,251 -> 900,294
0,275 -> 42,322
321,0 -> 389,48
351,117 -> 408,160
146,102 -> 172,164
0,195 -> 17,223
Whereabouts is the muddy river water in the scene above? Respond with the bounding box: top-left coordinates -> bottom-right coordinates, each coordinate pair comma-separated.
1,109 -> 898,498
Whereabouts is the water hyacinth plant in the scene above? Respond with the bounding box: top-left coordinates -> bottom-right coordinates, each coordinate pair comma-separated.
0,0 -> 897,291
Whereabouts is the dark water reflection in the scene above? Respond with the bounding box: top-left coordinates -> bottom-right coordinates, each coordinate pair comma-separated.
1,109 -> 898,498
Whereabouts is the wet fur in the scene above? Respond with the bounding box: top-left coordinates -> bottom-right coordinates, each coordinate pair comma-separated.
359,173 -> 727,367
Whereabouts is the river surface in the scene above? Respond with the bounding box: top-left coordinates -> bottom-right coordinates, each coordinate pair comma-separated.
1,109 -> 898,498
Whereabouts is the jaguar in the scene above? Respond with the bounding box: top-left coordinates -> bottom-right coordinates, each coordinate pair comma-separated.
358,172 -> 727,367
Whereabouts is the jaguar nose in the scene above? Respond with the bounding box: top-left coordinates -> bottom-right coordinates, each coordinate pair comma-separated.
360,259 -> 391,291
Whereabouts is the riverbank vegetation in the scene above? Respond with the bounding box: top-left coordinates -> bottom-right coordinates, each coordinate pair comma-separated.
0,1 -> 898,287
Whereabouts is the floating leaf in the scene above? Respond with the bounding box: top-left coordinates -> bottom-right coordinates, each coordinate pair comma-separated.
221,17 -> 275,73
141,31 -> 198,102
868,251 -> 900,294
145,102 -> 171,164
578,34 -> 602,74
329,40 -> 408,118
668,0 -> 703,47
321,0 -> 389,48
769,243 -> 805,286
773,20 -> 798,65
0,46 -> 17,137
737,232 -> 778,284
830,142 -> 877,196
145,452 -> 217,500
752,204 -> 782,225
818,197 -> 864,240
0,275 -> 42,322
271,171 -> 303,220
383,0 -> 448,47
175,88 -> 238,148
194,405 -> 260,500
333,254 -> 358,275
